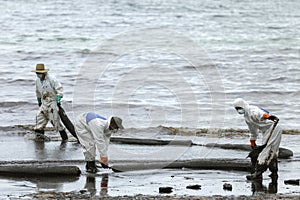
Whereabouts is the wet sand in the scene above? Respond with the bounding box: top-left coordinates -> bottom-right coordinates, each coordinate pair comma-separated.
26,193 -> 300,200
0,127 -> 299,199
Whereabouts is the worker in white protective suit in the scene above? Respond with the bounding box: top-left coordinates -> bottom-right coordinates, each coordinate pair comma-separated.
233,98 -> 282,180
31,64 -> 68,141
74,112 -> 124,173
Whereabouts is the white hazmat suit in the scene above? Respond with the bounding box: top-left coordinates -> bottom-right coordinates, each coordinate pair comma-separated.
233,98 -> 282,166
75,113 -> 113,161
35,73 -> 65,132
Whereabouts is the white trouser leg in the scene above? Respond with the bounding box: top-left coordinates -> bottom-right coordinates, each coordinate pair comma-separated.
35,108 -> 48,131
48,102 -> 65,132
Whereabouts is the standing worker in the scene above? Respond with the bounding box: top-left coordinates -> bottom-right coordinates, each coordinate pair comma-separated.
74,112 -> 124,173
233,98 -> 282,180
31,63 -> 68,141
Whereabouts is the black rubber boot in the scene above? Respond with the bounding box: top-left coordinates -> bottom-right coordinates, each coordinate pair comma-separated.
251,178 -> 265,194
268,175 -> 278,194
35,129 -> 44,135
268,158 -> 278,178
246,164 -> 267,180
247,171 -> 263,180
34,129 -> 49,141
59,129 -> 68,141
86,161 -> 98,173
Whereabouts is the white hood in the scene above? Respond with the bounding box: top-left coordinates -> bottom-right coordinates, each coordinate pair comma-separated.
233,98 -> 250,111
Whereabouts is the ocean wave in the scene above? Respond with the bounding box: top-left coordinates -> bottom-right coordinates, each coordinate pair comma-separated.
0,101 -> 33,108
1,125 -> 299,136
5,78 -> 35,84
226,90 -> 297,96
268,76 -> 288,81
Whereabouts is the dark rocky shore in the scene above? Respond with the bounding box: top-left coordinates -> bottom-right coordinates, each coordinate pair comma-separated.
23,192 -> 300,200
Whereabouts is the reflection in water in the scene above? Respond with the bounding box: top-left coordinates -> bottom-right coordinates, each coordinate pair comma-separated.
268,176 -> 278,194
100,174 -> 108,196
84,174 -> 109,197
33,140 -> 68,160
59,141 -> 68,150
33,141 -> 46,160
0,175 -> 79,192
251,179 -> 267,194
85,176 -> 96,196
251,175 -> 278,195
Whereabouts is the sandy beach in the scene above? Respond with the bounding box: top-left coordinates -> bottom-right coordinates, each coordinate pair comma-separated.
0,126 -> 299,199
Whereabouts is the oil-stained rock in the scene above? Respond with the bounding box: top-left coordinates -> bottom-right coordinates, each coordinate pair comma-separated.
159,187 -> 173,193
223,183 -> 232,191
186,184 -> 201,190
284,179 -> 299,186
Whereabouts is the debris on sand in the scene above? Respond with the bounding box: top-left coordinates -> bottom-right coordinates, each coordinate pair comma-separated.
223,183 -> 232,191
186,184 -> 201,190
159,187 -> 173,193
111,137 -> 192,146
24,192 -> 300,200
0,163 -> 81,176
284,179 -> 300,186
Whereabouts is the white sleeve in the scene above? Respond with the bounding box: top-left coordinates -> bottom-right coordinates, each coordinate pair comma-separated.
246,121 -> 259,140
50,76 -> 63,97
247,107 -> 266,140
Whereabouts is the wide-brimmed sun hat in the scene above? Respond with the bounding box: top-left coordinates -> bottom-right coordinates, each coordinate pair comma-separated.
112,116 -> 124,129
31,63 -> 49,73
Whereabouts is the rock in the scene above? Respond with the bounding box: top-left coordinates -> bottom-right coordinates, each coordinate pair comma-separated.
33,193 -> 55,198
79,190 -> 87,194
186,184 -> 201,190
278,148 -> 293,159
284,179 -> 300,186
159,187 -> 173,193
223,183 -> 232,191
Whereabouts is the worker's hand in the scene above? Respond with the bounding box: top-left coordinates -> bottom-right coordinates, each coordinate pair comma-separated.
57,96 -> 62,107
37,98 -> 42,107
250,140 -> 256,149
267,115 -> 279,122
100,156 -> 109,168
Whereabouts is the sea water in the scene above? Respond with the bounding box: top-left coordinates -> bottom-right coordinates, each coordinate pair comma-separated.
0,0 -> 299,131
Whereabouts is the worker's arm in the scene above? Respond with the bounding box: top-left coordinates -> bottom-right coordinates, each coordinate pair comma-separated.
263,113 -> 279,122
246,121 -> 258,148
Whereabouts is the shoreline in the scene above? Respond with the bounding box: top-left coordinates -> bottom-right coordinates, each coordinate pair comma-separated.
2,124 -> 300,136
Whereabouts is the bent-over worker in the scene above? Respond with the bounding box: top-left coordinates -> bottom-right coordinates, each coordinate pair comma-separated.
74,112 -> 124,173
233,98 -> 282,180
